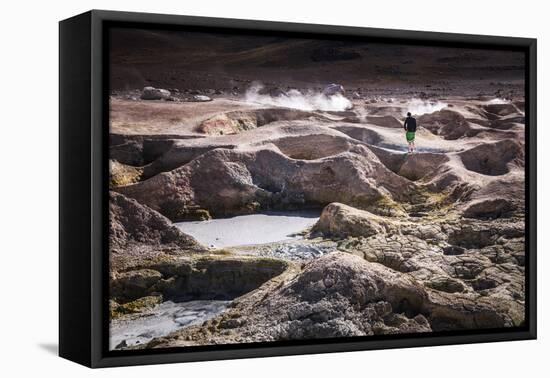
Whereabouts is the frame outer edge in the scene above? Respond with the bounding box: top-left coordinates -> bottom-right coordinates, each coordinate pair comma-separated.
528,38 -> 537,339
90,8 -> 535,46
91,10 -> 106,368
59,11 -> 94,368
82,9 -> 537,368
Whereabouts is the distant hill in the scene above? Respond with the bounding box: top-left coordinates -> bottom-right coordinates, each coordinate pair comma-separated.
109,27 -> 525,95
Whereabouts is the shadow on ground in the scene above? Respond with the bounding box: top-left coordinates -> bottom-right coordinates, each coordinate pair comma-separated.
38,343 -> 58,356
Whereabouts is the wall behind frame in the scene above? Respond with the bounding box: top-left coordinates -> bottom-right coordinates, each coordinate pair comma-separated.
0,0 -> 546,377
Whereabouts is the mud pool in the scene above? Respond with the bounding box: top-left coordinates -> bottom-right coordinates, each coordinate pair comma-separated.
110,300 -> 230,350
176,210 -> 321,248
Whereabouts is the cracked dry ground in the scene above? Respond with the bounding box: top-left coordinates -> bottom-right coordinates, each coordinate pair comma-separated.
109,97 -> 525,348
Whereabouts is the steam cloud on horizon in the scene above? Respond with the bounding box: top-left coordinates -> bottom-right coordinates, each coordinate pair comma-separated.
403,99 -> 448,117
244,83 -> 353,112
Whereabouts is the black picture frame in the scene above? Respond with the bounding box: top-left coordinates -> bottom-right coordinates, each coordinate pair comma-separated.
59,9 -> 537,368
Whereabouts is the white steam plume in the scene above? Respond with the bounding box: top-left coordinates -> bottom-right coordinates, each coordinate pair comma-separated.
244,83 -> 352,112
403,99 -> 448,116
487,98 -> 511,104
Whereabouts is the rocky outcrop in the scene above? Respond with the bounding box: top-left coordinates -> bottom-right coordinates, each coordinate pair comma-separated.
303,199 -> 525,326
191,95 -> 212,102
110,191 -> 200,251
366,147 -> 451,183
196,107 -> 326,135
111,269 -> 163,302
111,254 -> 290,303
197,113 -> 256,135
333,210 -> 525,324
109,191 -> 206,273
270,134 -> 352,160
109,133 -> 190,167
312,202 -> 395,238
110,160 -> 142,187
144,123 -> 354,177
458,139 -> 524,176
463,198 -> 515,219
322,83 -> 346,96
110,138 -> 145,166
397,153 -> 450,181
141,86 -> 171,100
144,251 -> 522,348
483,103 -> 520,118
144,253 -> 432,347
116,144 -> 413,219
418,109 -> 476,140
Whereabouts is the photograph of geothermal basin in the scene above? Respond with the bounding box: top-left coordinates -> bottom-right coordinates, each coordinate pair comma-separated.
108,27 -> 526,351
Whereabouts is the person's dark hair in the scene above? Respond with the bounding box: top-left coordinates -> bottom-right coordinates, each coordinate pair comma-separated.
407,112 -> 411,117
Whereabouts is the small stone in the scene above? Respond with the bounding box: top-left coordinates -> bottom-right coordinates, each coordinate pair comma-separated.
192,95 -> 212,102
140,86 -> 171,100
115,340 -> 127,349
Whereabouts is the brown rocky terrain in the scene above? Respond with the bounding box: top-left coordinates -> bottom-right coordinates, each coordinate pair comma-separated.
107,28 -> 525,350
108,94 -> 525,350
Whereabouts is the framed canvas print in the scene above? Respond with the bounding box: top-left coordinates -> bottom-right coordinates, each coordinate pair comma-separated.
59,10 -> 537,368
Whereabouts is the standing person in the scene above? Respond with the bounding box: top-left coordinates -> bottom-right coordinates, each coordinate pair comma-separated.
404,112 -> 417,153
